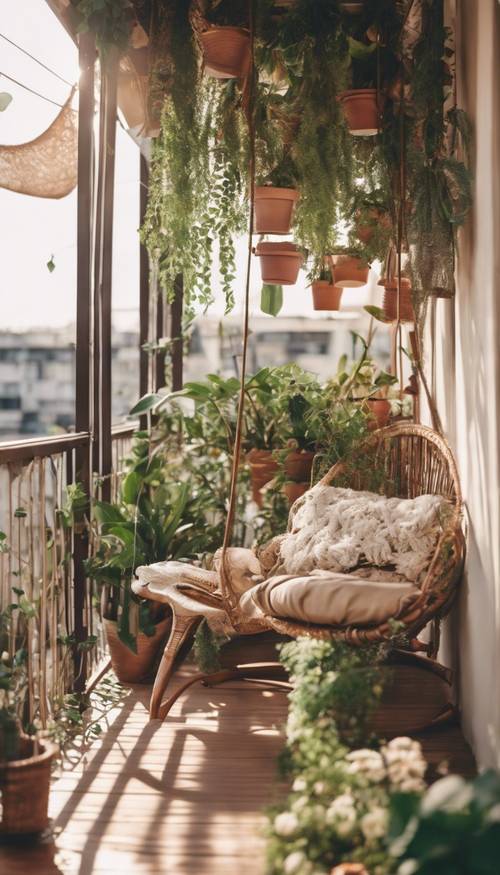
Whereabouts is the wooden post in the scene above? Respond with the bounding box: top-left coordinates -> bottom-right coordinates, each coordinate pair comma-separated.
73,31 -> 95,691
139,155 -> 150,429
171,274 -> 184,392
155,289 -> 166,391
93,51 -> 118,503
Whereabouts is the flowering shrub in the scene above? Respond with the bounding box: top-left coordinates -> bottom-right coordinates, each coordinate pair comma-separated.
266,638 -> 424,874
266,638 -> 500,875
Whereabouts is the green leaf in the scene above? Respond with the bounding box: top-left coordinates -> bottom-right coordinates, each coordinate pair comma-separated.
0,92 -> 12,112
260,284 -> 283,317
121,471 -> 141,505
94,501 -> 126,525
364,305 -> 391,324
46,255 -> 56,273
374,371 -> 398,387
129,393 -> 161,415
14,507 -> 27,518
348,37 -> 378,59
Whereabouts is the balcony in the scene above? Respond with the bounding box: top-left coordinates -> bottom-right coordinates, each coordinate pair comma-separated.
0,2 -> 499,874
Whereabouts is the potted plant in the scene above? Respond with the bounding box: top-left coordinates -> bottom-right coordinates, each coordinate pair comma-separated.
309,256 -> 343,311
338,6 -> 399,135
332,253 -> 370,287
86,434 -> 198,683
198,0 -> 251,79
0,613 -> 57,834
254,240 -> 304,285
379,275 -> 415,322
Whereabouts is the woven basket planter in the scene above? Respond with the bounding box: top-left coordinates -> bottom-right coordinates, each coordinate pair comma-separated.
104,614 -> 172,684
200,27 -> 251,79
311,281 -> 343,310
254,241 -> 303,285
339,88 -> 384,135
0,735 -> 57,834
254,186 -> 299,234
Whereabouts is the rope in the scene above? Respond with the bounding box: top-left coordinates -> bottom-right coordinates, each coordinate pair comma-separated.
220,0 -> 256,616
0,32 -> 74,86
0,70 -> 71,108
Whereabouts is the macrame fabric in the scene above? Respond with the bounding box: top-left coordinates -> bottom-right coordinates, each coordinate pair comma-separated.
0,89 -> 77,198
277,486 -> 448,583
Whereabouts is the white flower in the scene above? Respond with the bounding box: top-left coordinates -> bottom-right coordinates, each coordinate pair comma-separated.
274,811 -> 299,837
283,850 -> 312,875
313,781 -> 326,795
293,777 -> 307,792
397,860 -> 418,875
292,795 -> 310,813
420,774 -> 473,815
360,806 -> 388,841
346,748 -> 386,783
326,793 -> 357,836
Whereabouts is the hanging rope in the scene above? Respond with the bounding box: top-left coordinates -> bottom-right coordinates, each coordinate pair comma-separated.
0,32 -> 74,86
0,70 -> 70,108
219,1 -> 256,618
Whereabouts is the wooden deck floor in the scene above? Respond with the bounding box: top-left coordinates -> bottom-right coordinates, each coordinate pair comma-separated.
0,635 -> 475,875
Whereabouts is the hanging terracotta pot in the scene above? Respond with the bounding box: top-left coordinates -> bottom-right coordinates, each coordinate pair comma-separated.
246,448 -> 278,506
254,241 -> 303,285
354,207 -> 391,244
367,398 -> 392,430
333,255 -> 370,287
284,449 -> 315,482
283,481 -> 309,505
104,614 -> 172,684
0,735 -> 58,834
311,281 -> 343,311
200,27 -> 251,79
339,89 -> 384,136
380,277 -> 415,322
254,187 -> 299,234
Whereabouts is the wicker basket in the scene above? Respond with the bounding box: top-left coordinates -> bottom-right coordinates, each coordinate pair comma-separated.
0,735 -> 57,834
104,614 -> 172,683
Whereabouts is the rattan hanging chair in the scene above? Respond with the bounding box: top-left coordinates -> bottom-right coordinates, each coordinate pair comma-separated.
132,422 -> 465,720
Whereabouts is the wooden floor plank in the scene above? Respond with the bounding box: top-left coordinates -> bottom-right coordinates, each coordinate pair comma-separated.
0,637 -> 475,874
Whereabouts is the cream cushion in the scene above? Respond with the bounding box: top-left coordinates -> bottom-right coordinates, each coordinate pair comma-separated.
239,570 -> 420,627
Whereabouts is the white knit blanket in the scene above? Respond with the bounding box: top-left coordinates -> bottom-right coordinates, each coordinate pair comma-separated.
278,485 -> 447,582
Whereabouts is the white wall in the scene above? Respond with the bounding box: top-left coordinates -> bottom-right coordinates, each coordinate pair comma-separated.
436,0 -> 500,768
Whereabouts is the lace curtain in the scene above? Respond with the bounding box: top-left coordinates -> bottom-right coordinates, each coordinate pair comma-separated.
0,89 -> 77,199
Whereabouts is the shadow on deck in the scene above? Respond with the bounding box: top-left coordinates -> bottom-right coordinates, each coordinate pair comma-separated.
0,635 -> 475,875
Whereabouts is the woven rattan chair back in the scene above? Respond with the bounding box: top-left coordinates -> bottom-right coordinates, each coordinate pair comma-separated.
263,423 -> 464,650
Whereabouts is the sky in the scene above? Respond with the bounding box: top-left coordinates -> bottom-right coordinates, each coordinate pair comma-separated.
0,0 -> 378,334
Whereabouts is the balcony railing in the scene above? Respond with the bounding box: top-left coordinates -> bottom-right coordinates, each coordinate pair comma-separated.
0,424 -> 135,728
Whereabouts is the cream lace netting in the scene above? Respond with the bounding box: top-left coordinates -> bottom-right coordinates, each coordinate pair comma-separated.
0,89 -> 77,199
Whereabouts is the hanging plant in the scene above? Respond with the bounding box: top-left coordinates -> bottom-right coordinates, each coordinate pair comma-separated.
70,0 -> 135,55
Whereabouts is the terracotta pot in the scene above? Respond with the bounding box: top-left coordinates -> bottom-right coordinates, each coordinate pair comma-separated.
104,614 -> 172,684
355,207 -> 391,244
339,88 -> 384,136
333,256 -> 369,288
283,481 -> 309,505
284,450 -> 315,482
367,398 -> 391,430
0,736 -> 57,834
254,241 -> 303,285
380,277 -> 414,322
246,449 -> 278,505
311,281 -> 343,311
254,187 -> 299,234
200,27 -> 251,79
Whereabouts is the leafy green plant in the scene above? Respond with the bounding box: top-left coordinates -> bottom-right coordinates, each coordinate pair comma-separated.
70,0 -> 134,55
388,771 -> 500,875
86,436 -> 197,652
